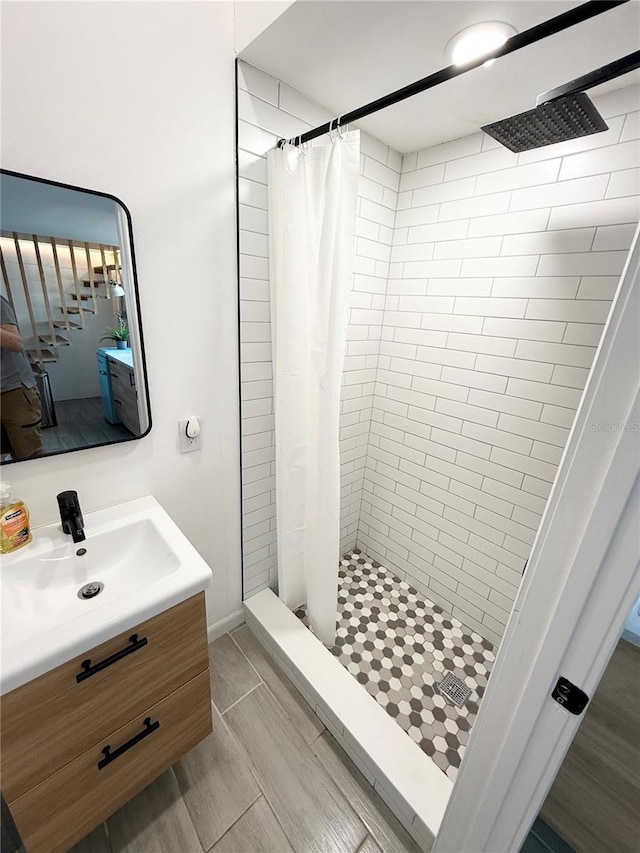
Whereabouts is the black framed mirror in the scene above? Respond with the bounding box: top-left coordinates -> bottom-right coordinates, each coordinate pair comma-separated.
0,170 -> 151,463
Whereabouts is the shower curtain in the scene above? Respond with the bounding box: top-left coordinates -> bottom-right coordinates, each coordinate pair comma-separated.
267,131 -> 360,646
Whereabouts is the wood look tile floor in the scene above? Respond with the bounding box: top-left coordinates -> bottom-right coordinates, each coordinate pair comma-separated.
71,625 -> 420,853
41,398 -> 131,455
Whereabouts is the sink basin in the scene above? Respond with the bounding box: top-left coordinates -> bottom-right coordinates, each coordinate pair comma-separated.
1,496 -> 212,694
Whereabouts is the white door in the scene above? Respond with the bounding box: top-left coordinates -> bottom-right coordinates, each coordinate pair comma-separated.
434,226 -> 640,853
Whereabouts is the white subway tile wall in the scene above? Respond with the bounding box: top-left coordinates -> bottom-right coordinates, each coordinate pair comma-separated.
357,85 -> 639,645
239,61 -> 639,645
238,61 -> 402,597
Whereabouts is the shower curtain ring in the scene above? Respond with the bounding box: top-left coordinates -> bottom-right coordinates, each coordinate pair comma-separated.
336,116 -> 344,139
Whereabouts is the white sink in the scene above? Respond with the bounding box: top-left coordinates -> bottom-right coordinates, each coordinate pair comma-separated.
0,496 -> 212,694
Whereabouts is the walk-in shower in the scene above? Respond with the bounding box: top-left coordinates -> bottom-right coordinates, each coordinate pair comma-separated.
237,0 -> 640,845
295,550 -> 495,781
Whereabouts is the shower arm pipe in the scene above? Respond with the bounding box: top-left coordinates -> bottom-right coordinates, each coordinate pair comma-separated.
537,49 -> 640,104
277,0 -> 629,148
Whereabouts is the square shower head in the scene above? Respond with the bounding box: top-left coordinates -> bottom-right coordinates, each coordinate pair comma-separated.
482,92 -> 608,153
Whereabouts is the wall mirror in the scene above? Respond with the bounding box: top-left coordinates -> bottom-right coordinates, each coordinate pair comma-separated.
0,170 -> 151,463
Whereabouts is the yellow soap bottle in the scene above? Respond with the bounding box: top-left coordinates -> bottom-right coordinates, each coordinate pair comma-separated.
0,481 -> 32,554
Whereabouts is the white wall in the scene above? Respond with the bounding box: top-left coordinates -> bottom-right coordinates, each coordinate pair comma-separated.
235,0 -> 296,53
45,297 -> 117,401
2,1 -> 242,630
237,61 -> 401,596
359,85 -> 640,645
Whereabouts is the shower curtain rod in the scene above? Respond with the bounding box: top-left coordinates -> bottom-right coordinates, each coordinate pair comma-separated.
277,0 -> 629,148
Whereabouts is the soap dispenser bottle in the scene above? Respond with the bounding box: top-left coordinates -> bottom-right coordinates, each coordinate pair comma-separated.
0,481 -> 32,553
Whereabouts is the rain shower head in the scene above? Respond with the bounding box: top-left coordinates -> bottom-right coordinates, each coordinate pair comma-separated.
482,50 -> 640,153
481,92 -> 607,153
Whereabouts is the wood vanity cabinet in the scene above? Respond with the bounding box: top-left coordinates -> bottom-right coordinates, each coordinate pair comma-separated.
108,354 -> 141,434
0,593 -> 212,853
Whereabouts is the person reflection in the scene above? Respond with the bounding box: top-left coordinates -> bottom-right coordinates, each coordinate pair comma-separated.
0,295 -> 43,460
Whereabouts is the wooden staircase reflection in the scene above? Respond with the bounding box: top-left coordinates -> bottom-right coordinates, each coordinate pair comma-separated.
0,233 -> 121,366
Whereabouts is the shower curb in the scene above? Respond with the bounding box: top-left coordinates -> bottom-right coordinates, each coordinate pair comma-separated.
243,588 -> 454,851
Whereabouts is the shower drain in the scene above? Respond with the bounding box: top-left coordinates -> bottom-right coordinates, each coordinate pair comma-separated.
437,673 -> 472,708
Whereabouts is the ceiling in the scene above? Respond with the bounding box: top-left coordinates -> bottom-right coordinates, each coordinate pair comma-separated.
0,174 -> 119,245
240,0 -> 640,153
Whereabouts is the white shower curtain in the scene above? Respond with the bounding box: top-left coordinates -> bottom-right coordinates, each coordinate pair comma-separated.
267,131 -> 360,646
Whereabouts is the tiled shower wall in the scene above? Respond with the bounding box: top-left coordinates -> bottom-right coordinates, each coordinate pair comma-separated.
239,61 -> 639,644
238,61 -> 401,596
357,85 -> 640,644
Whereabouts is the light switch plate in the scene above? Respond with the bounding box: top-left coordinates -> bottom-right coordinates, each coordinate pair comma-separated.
179,419 -> 202,453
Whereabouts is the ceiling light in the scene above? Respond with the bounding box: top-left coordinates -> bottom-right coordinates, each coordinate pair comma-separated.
446,22 -> 517,68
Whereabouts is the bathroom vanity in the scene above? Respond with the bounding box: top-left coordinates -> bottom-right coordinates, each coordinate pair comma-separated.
0,497 -> 213,853
98,347 -> 141,435
2,594 -> 211,853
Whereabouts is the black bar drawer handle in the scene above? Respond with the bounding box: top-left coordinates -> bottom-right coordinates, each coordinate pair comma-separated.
98,717 -> 159,770
76,634 -> 148,683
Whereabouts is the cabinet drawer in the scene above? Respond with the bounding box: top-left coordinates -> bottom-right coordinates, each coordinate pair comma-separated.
108,361 -> 134,384
1,593 -> 208,802
114,395 -> 141,433
9,670 -> 212,853
111,375 -> 135,403
111,373 -> 136,399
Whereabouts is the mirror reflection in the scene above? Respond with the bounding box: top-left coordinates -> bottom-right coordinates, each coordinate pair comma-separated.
0,172 -> 150,463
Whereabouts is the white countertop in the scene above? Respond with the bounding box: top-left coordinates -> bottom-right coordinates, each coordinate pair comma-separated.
101,347 -> 134,368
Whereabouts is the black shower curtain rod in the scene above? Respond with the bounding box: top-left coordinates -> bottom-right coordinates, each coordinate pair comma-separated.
277,0 -> 630,148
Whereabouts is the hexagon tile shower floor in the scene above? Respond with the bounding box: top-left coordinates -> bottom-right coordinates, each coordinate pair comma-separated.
295,550 -> 496,781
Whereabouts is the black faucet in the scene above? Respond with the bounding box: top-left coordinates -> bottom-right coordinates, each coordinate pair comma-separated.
57,491 -> 86,543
